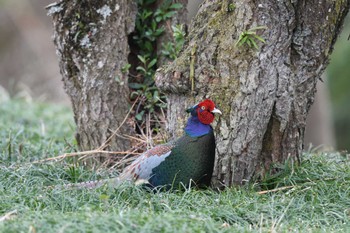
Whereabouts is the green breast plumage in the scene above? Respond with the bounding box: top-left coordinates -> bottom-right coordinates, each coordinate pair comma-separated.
147,131 -> 216,188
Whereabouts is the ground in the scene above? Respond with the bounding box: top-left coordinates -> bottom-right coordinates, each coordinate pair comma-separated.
0,99 -> 349,232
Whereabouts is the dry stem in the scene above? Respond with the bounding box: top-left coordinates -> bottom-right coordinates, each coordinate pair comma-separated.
32,98 -> 140,165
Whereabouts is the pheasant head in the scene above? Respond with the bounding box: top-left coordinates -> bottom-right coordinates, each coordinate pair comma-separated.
185,99 -> 221,137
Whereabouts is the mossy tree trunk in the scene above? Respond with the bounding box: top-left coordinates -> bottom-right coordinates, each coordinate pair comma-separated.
156,0 -> 350,187
48,1 -> 137,161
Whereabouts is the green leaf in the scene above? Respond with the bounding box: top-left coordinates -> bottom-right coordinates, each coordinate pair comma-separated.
153,90 -> 159,100
147,59 -> 157,69
236,36 -> 248,47
128,83 -> 145,89
99,194 -> 109,201
254,35 -> 266,43
144,41 -> 153,52
136,66 -> 147,74
121,63 -> 131,73
246,39 -> 252,47
163,11 -> 176,19
155,16 -> 162,22
73,31 -> 81,43
147,80 -> 158,88
170,3 -> 183,9
154,9 -> 162,17
130,91 -> 140,99
250,25 -> 268,31
241,36 -> 249,44
137,55 -> 147,64
143,11 -> 153,19
244,31 -> 256,35
144,78 -> 155,87
135,111 -> 144,121
251,39 -> 258,49
154,28 -> 165,36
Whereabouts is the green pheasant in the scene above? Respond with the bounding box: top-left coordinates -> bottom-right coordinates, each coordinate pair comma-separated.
61,99 -> 221,190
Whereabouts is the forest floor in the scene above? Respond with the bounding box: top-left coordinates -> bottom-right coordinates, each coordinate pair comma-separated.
0,99 -> 349,233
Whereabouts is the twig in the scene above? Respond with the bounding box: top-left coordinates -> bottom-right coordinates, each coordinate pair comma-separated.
258,177 -> 338,195
111,156 -> 137,169
146,112 -> 153,148
122,134 -> 147,143
73,97 -> 139,160
153,113 -> 167,142
32,150 -> 142,164
257,186 -> 294,194
97,97 -> 139,151
30,96 -> 163,168
0,210 -> 17,222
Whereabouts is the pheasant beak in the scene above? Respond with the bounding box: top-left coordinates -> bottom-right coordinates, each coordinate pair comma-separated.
211,108 -> 222,115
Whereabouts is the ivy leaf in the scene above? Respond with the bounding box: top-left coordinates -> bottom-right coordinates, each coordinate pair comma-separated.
163,11 -> 176,19
169,3 -> 182,9
135,111 -> 144,121
137,55 -> 147,64
136,66 -> 147,75
155,16 -> 162,22
147,59 -> 157,69
144,41 -> 153,52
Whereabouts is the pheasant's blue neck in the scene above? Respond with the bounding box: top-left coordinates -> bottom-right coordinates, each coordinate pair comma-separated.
185,116 -> 212,137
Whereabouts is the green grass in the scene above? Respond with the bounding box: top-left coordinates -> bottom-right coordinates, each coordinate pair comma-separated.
0,99 -> 350,232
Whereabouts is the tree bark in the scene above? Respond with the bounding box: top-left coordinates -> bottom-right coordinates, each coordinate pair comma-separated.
48,1 -> 137,160
156,0 -> 350,187
155,0 -> 189,139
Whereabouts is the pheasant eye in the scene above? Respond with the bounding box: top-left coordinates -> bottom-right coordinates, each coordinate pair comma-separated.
201,106 -> 206,110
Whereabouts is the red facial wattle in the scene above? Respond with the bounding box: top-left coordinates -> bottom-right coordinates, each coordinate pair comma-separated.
196,99 -> 216,125
197,109 -> 215,124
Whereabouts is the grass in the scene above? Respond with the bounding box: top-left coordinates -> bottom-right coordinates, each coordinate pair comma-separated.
0,99 -> 350,232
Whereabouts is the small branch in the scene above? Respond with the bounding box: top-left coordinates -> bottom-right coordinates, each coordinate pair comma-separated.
257,177 -> 339,195
32,150 -> 142,164
122,134 -> 147,143
97,97 -> 139,151
31,97 -> 141,165
0,210 -> 17,222
257,186 -> 294,194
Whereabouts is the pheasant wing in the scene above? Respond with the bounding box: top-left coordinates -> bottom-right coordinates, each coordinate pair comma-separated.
118,144 -> 174,183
